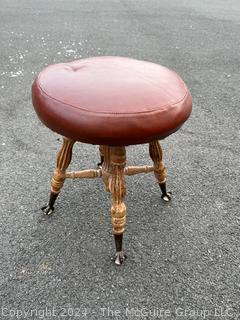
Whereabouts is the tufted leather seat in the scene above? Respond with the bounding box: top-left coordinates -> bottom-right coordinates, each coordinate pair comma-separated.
32,56 -> 192,146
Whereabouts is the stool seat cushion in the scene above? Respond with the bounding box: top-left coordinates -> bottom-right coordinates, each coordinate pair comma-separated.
32,56 -> 192,145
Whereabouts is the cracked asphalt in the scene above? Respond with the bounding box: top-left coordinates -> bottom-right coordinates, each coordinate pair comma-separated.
0,0 -> 240,319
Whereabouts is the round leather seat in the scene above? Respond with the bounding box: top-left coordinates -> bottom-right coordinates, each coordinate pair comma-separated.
32,56 -> 192,146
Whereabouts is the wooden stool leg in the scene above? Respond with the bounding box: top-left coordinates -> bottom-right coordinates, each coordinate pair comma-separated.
149,140 -> 172,202
109,146 -> 127,265
42,137 -> 75,215
101,146 -> 111,192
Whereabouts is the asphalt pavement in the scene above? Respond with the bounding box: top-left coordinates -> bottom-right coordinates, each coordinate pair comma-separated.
0,0 -> 240,319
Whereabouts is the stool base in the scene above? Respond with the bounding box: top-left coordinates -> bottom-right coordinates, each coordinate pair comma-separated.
42,138 -> 171,265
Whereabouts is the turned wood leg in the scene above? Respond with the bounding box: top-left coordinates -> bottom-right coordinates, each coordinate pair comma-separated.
109,146 -> 127,265
98,145 -> 104,167
149,140 -> 172,202
101,146 -> 111,192
42,137 -> 75,215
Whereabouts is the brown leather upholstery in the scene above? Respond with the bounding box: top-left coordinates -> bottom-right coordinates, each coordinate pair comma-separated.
32,56 -> 192,145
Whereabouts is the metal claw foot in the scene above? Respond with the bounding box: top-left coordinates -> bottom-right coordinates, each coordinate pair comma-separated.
113,234 -> 126,265
114,251 -> 127,265
97,155 -> 104,168
41,204 -> 54,215
159,183 -> 172,202
41,192 -> 58,215
161,192 -> 172,202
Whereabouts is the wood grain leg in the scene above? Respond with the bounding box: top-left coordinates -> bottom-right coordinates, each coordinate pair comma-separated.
149,140 -> 172,202
101,146 -> 111,192
42,137 -> 75,215
109,146 -> 127,265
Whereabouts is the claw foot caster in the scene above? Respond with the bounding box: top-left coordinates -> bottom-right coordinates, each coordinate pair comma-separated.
161,192 -> 172,202
97,155 -> 104,168
114,251 -> 127,265
41,204 -> 54,215
159,183 -> 172,202
41,192 -> 59,215
113,234 -> 126,265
